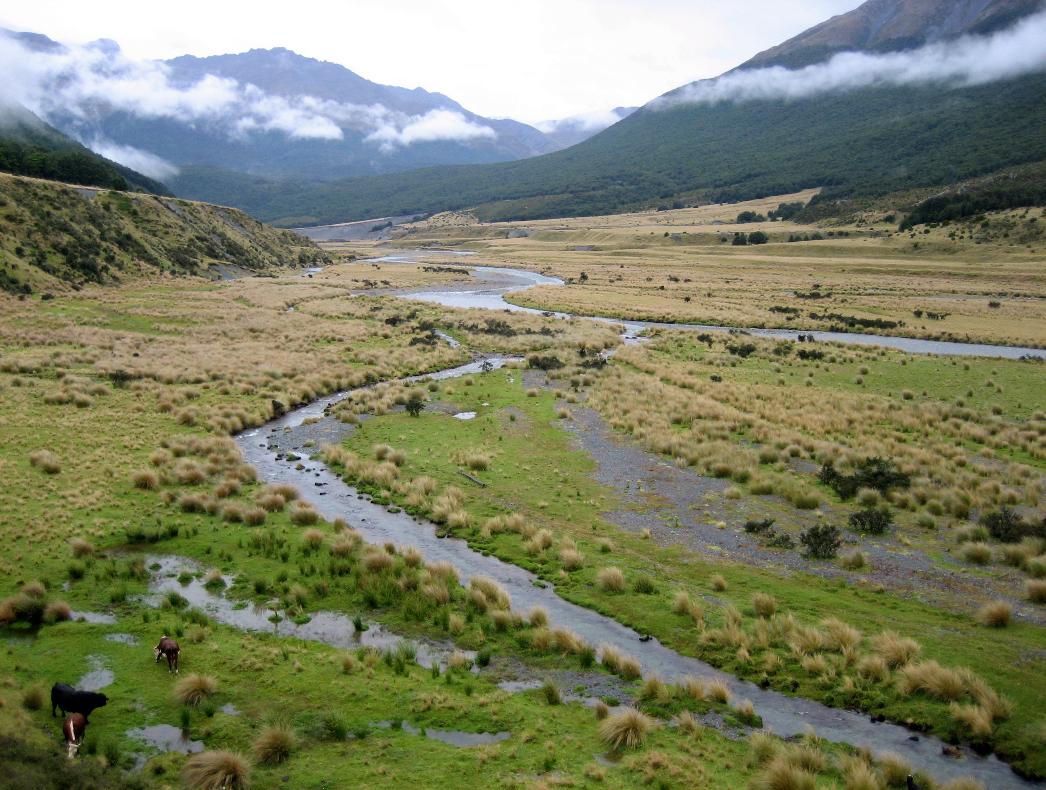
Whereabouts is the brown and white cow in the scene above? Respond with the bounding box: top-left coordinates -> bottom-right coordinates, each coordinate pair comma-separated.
154,635 -> 180,674
63,712 -> 86,759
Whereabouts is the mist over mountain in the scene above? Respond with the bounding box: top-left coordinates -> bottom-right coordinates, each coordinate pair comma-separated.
188,0 -> 1045,226
0,29 -> 628,193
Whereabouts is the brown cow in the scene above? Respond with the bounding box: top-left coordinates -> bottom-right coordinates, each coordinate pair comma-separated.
154,635 -> 180,674
63,712 -> 86,759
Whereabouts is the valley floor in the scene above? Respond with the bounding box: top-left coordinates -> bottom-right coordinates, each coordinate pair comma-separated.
1,196 -> 1044,790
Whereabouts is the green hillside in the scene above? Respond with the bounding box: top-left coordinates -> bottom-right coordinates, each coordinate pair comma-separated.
0,172 -> 328,294
171,74 -> 1046,226
0,104 -> 167,194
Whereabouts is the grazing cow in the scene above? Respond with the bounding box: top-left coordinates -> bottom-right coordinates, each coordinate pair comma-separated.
50,683 -> 108,721
63,712 -> 86,759
154,635 -> 180,674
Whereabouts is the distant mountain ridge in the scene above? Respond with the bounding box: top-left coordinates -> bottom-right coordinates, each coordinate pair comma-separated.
187,0 -> 1046,226
0,29 -> 626,190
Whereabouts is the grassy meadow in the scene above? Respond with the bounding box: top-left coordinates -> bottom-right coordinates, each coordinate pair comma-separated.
0,194 -> 1043,789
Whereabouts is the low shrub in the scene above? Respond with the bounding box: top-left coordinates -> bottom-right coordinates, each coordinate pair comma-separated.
848,507 -> 893,535
800,524 -> 840,559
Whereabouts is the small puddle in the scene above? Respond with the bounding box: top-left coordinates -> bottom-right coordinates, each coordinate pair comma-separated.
77,655 -> 114,691
104,633 -> 139,646
220,703 -> 240,716
71,610 -> 116,625
374,720 -> 510,747
453,412 -> 476,420
127,724 -> 203,755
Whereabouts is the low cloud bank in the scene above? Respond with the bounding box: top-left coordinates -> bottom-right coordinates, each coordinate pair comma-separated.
0,31 -> 497,164
88,138 -> 181,181
656,10 -> 1046,108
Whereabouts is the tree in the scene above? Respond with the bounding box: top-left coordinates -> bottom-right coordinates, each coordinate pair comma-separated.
731,232 -> 748,246
748,231 -> 769,245
405,391 -> 425,417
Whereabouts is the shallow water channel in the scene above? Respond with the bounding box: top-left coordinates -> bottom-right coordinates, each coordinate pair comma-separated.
393,260 -> 1045,359
231,355 -> 1040,788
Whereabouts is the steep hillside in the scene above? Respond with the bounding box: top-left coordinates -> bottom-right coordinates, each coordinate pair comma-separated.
741,0 -> 1042,69
0,104 -> 167,194
0,172 -> 327,294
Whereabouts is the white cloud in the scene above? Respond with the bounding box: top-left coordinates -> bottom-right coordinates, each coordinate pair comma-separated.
0,31 -> 498,152
656,10 -> 1046,109
365,109 -> 495,150
535,107 -> 628,134
88,138 -> 180,181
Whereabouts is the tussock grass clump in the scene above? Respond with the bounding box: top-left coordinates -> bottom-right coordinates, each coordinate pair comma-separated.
705,679 -> 731,704
839,549 -> 867,570
301,529 -> 325,550
751,755 -> 816,790
596,567 -> 626,592
598,708 -> 653,751
181,751 -> 250,790
672,591 -> 704,624
960,542 -> 993,565
820,618 -> 861,652
752,593 -> 777,618
941,779 -> 986,790
949,703 -> 993,738
174,674 -> 218,706
289,502 -> 319,526
875,753 -> 913,787
710,574 -> 728,591
43,600 -> 72,624
747,732 -> 779,767
253,725 -> 296,764
21,686 -> 44,710
362,548 -> 394,573
976,600 -> 1012,627
69,537 -> 94,558
560,547 -> 584,570
132,469 -> 160,490
469,575 -> 511,610
871,631 -> 920,668
897,661 -> 967,701
28,449 -> 61,474
839,756 -> 881,790
1027,579 -> 1046,603
618,656 -> 642,680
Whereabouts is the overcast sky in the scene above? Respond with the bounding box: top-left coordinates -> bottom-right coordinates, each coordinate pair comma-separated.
0,0 -> 860,123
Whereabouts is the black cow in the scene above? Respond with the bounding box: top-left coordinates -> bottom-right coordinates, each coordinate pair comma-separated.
50,683 -> 108,721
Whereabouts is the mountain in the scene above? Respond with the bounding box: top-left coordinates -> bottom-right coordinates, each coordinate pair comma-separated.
203,0 -> 1045,226
0,103 -> 167,194
2,30 -> 620,188
741,0 -> 1043,69
0,170 -> 326,294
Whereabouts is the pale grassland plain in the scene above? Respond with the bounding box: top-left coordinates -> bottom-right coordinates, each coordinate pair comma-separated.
391,192 -> 1046,348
